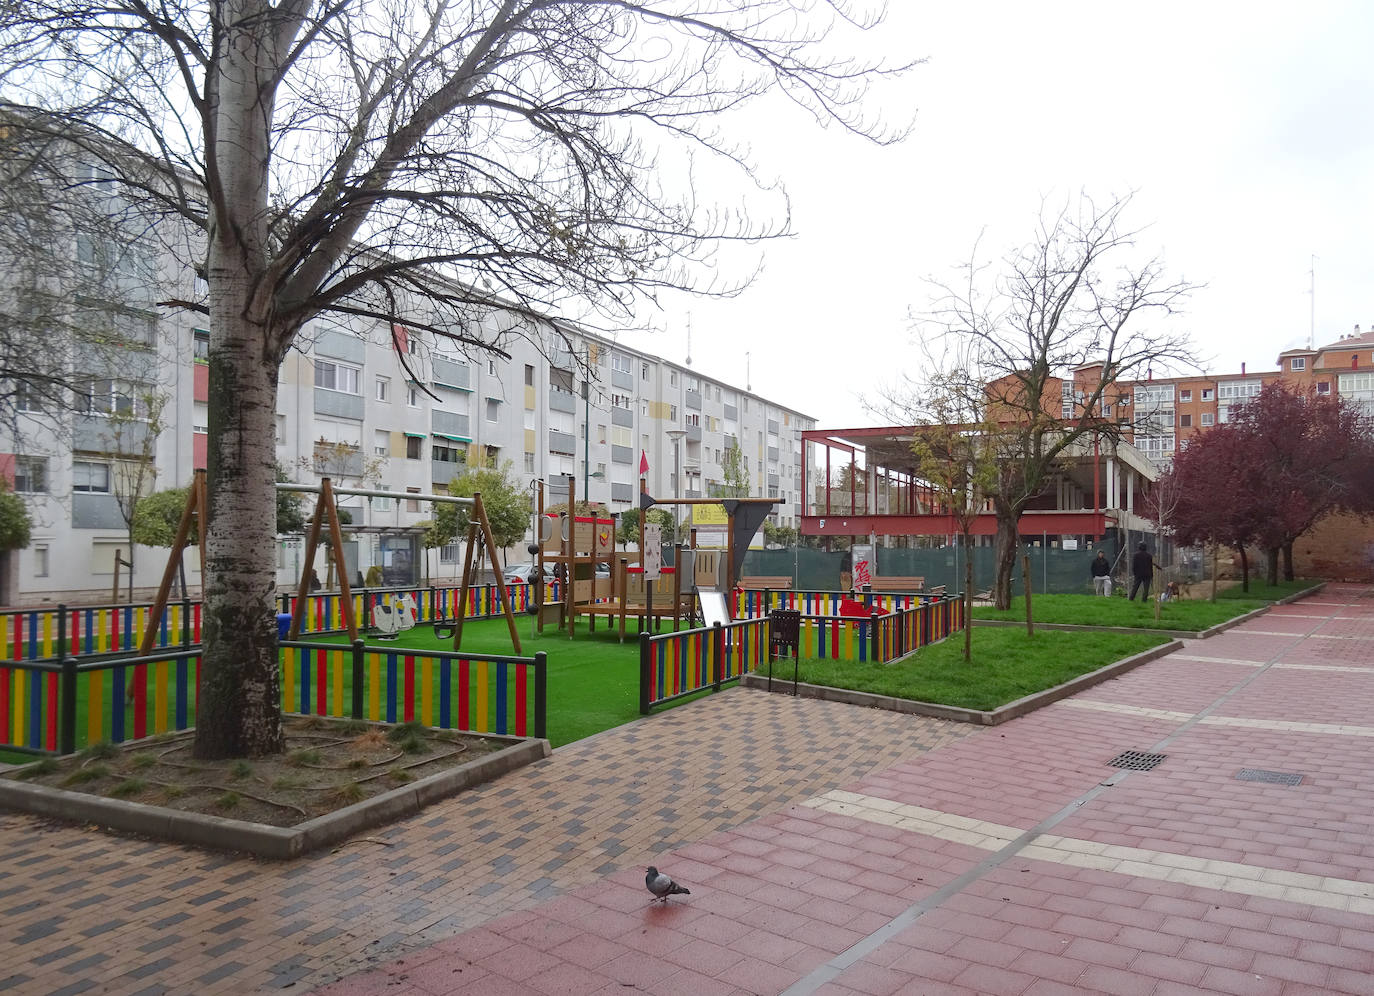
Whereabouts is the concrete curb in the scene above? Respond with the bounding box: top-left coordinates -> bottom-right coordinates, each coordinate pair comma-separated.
0,735 -> 550,859
741,639 -> 1183,726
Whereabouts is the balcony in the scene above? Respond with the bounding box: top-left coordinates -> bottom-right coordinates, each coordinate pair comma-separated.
611,444 -> 634,465
685,388 -> 702,410
432,411 -> 470,437
549,390 -> 576,414
431,355 -> 470,390
548,429 -> 577,455
313,388 -> 364,420
686,424 -> 701,443
611,407 -> 634,427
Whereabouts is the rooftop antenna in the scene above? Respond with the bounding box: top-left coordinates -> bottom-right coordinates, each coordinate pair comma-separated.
1309,254 -> 1316,349
685,313 -> 692,367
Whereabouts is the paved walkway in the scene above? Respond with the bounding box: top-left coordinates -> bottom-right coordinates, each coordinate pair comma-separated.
3,584 -> 1374,994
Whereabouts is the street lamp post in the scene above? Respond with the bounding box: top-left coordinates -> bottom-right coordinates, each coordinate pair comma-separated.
666,428 -> 687,545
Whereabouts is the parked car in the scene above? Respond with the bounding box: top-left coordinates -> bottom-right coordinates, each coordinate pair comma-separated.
504,563 -> 556,585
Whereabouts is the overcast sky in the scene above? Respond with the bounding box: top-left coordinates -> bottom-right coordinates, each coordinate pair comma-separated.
616,1 -> 1374,429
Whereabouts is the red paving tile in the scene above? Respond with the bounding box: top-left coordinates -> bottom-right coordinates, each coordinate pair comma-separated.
15,585 -> 1374,995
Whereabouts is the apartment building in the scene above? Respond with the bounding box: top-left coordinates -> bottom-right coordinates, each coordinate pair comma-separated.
1064,325 -> 1374,468
0,161 -> 815,603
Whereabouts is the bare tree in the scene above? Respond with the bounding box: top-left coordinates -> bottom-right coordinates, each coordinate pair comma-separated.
908,365 -> 999,656
914,194 -> 1198,609
1,1 -> 914,756
106,388 -> 170,601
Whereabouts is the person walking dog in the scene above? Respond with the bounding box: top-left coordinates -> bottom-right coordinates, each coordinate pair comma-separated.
1129,542 -> 1160,601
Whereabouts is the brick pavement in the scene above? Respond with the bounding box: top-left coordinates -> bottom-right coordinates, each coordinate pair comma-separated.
305,583 -> 1374,995
0,684 -> 969,994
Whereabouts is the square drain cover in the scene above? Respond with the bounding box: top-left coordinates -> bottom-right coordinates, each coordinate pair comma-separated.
1108,750 -> 1167,771
1236,768 -> 1304,786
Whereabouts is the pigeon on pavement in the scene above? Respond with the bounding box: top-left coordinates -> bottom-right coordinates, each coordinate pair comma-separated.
645,866 -> 691,903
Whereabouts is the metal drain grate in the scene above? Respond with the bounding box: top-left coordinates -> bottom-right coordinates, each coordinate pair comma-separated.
1236,768 -> 1304,787
1107,750 -> 1167,771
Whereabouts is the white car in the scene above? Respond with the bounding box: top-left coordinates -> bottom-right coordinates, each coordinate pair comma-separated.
503,563 -> 556,585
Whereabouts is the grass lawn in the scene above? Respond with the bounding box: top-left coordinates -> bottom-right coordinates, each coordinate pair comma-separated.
1213,578 -> 1317,601
970,587 -> 1308,630
786,627 -> 1171,711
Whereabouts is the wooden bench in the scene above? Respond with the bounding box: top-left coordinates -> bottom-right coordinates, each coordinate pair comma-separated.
867,576 -> 924,592
738,576 -> 792,590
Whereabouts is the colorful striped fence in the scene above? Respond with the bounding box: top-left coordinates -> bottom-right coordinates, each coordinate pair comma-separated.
639,617 -> 770,713
280,641 -> 546,739
0,584 -> 553,666
0,639 -> 545,758
734,589 -> 927,619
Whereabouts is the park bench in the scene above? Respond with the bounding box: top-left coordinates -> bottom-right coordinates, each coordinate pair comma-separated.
868,576 -> 924,592
738,576 -> 793,590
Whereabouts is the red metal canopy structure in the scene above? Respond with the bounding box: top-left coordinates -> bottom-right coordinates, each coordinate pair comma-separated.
800,425 -> 1159,541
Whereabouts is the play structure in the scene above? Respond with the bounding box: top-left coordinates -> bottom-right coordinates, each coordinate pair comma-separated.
525,475 -> 779,641
138,473 -> 523,655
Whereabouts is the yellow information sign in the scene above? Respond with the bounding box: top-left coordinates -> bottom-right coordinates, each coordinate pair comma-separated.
692,503 -> 728,525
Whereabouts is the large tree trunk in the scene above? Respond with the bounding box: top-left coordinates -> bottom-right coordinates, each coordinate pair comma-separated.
1236,544 -> 1250,592
1265,547 -> 1279,587
1282,541 -> 1295,582
193,15 -> 286,760
992,504 -> 1020,610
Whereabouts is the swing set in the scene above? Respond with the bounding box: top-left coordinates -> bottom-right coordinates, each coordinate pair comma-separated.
138,470 -> 523,657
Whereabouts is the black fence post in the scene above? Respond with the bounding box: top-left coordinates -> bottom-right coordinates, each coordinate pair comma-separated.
533,652 -> 548,740
713,622 -> 724,693
56,603 -> 68,666
871,615 -> 881,663
764,615 -> 773,692
638,632 -> 652,715
180,598 -> 192,648
351,639 -> 365,720
60,656 -> 78,756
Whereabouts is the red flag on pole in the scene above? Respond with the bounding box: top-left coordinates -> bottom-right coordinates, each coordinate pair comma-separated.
639,450 -> 649,475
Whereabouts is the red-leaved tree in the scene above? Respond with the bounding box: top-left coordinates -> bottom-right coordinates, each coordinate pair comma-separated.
1164,383 -> 1373,590
1227,384 -> 1374,583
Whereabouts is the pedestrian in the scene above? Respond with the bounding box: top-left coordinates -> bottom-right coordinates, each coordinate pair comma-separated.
310,569 -> 322,591
1128,542 -> 1159,601
1090,550 -> 1112,596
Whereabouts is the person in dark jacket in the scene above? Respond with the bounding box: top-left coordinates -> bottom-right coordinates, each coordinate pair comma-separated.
1129,542 -> 1159,601
1090,550 -> 1112,596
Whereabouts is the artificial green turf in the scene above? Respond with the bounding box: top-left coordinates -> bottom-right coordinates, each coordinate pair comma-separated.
970,591 -> 1281,630
788,627 -> 1170,711
302,614 -> 704,749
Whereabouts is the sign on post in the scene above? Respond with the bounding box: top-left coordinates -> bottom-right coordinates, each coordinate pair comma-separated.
642,523 -> 662,580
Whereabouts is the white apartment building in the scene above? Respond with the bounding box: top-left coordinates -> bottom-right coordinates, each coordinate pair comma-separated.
6,283 -> 815,603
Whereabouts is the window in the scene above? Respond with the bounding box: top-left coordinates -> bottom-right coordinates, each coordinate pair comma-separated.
373,488 -> 392,512
374,429 -> 390,456
612,352 -> 632,374
1317,381 -> 1331,395
193,329 -> 210,362
1291,357 -> 1306,371
1217,380 -> 1262,400
34,544 -> 49,578
16,382 -> 44,413
484,444 -> 499,466
14,456 -> 47,493
375,376 -> 390,402
524,364 -> 534,387
524,452 -> 535,473
406,487 -> 421,513
75,377 -> 152,418
406,435 -> 423,460
686,412 -> 700,427
408,386 -> 419,407
641,361 -> 650,380
276,415 -> 286,444
611,393 -> 631,410
1179,414 -> 1192,428
1201,388 -> 1214,401
432,443 -> 466,465
669,370 -> 678,387
487,358 -> 497,376
1201,412 -> 1215,426
314,359 -> 359,394
1179,389 -> 1191,402
669,404 -> 677,420
486,398 -> 500,422
72,460 -> 111,493
193,401 -> 208,435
